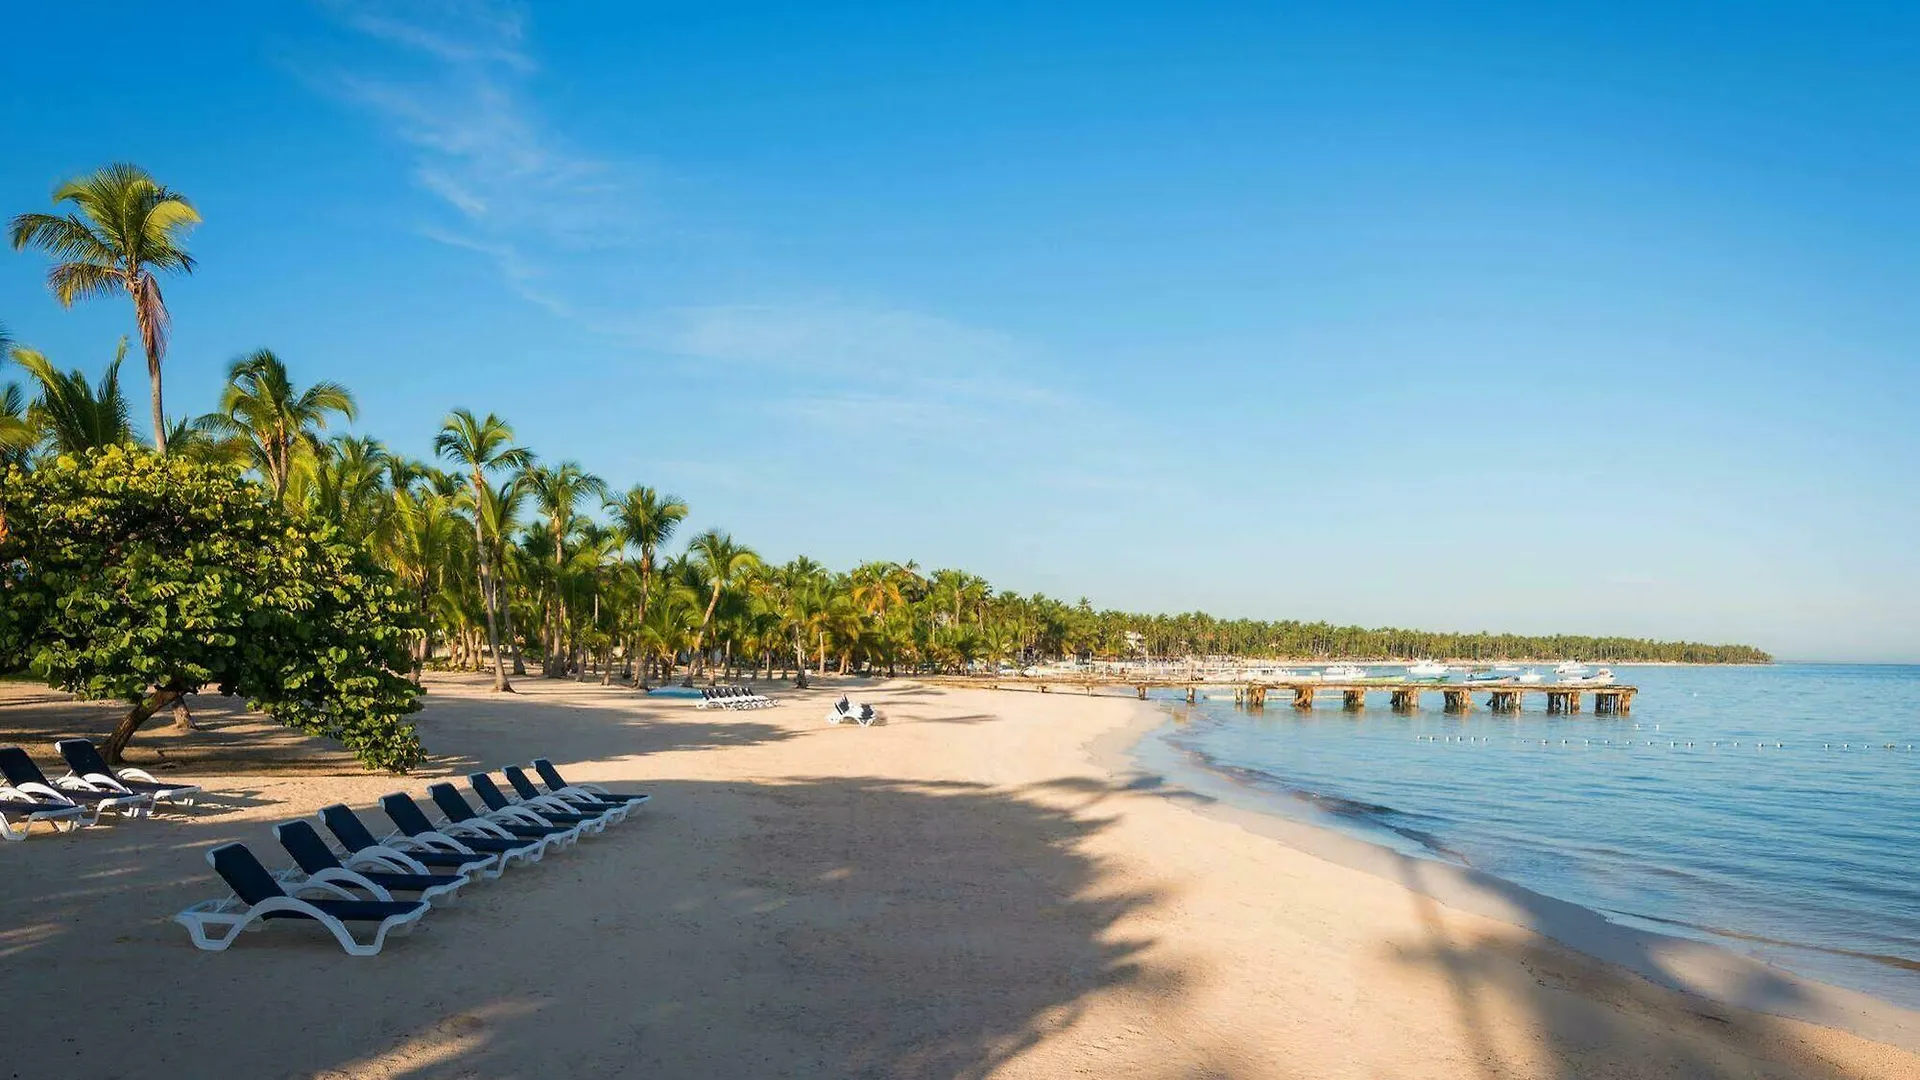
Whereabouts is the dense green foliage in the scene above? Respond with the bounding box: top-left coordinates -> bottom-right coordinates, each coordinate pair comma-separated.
0,448 -> 424,770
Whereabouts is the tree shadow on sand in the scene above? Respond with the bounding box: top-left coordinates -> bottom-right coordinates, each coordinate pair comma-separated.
1382,853 -> 1902,1080
2,775 -> 1208,1080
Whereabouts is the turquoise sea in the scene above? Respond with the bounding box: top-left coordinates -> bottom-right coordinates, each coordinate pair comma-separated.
1135,663 -> 1920,1007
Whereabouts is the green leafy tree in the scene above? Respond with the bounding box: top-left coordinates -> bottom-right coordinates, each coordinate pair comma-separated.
8,164 -> 199,452
0,447 -> 424,769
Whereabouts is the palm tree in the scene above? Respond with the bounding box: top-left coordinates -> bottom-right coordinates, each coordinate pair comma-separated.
1,325 -> 32,461
606,485 -> 687,686
0,382 -> 30,462
524,461 -> 607,677
684,529 -> 759,684
200,349 -> 356,500
11,340 -> 133,453
8,164 -> 199,452
433,409 -> 532,691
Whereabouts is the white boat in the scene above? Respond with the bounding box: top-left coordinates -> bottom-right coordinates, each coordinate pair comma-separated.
1491,664 -> 1520,673
1320,664 -> 1368,681
1405,660 -> 1451,678
1517,669 -> 1545,684
1553,661 -> 1590,675
1559,667 -> 1614,686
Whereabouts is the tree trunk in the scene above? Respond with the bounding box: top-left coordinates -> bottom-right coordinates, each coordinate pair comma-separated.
134,292 -> 168,456
505,601 -> 528,677
103,686 -> 182,765
169,695 -> 197,732
470,489 -> 513,692
686,583 -> 722,685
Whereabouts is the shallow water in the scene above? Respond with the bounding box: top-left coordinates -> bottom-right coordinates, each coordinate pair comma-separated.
1139,663 -> 1920,1008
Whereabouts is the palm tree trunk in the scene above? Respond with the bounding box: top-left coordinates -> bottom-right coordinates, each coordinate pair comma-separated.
133,292 -> 167,455
469,497 -> 512,692
686,584 -> 721,686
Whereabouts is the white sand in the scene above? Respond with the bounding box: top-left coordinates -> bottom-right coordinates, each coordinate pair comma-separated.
2,674 -> 1915,1079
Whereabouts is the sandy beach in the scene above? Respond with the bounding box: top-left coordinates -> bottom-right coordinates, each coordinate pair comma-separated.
3,675 -> 1916,1079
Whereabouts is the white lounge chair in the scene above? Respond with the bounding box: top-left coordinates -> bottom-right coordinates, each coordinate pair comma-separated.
0,746 -> 150,822
0,789 -> 86,840
56,739 -> 201,809
175,843 -> 430,955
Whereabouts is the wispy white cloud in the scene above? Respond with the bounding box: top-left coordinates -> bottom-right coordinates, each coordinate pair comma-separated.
311,2 -> 1113,477
317,0 -> 637,265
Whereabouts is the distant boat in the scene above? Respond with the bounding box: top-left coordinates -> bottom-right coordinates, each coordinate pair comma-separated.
1559,667 -> 1615,686
1405,660 -> 1451,678
1465,671 -> 1508,683
1517,669 -> 1545,684
1491,664 -> 1521,673
1321,663 -> 1367,681
1554,661 -> 1590,675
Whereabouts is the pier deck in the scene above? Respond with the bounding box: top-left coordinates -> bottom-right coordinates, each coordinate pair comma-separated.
929,676 -> 1636,714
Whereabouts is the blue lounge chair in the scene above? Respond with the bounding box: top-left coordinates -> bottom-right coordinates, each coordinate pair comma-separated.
380,793 -> 544,865
427,782 -> 578,848
0,746 -> 150,822
174,843 -> 429,955
468,772 -> 610,833
319,803 -> 503,880
273,820 -> 468,905
56,739 -> 201,809
503,765 -> 629,823
531,758 -> 650,806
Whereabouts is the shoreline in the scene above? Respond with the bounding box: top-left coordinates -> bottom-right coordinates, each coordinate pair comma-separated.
2,674 -> 1913,1077
1089,698 -> 1920,1053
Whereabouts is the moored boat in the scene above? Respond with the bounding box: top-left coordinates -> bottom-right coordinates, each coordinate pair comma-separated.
1405,660 -> 1451,678
1320,663 -> 1368,681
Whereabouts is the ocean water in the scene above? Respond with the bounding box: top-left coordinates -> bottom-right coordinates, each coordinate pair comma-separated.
1137,663 -> 1920,1007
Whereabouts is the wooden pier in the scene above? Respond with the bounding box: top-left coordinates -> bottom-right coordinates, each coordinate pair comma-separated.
938,676 -> 1635,714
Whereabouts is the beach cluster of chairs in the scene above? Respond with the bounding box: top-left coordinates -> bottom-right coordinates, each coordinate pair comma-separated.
0,739 -> 202,839
696,685 -> 775,709
826,697 -> 880,726
174,758 -> 648,956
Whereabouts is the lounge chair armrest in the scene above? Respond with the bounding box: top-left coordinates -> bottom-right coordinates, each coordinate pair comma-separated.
441,819 -> 515,840
286,876 -> 372,902
115,767 -> 165,784
344,846 -> 431,874
11,781 -> 72,804
488,806 -> 553,827
399,829 -> 479,854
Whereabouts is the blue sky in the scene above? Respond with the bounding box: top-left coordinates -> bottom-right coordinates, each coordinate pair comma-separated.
2,1 -> 1915,660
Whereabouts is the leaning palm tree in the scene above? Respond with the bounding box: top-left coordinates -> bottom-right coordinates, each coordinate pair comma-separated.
606,485 -> 688,686
8,164 -> 199,452
12,340 -> 134,454
684,529 -> 759,684
433,409 -> 533,692
199,349 -> 356,500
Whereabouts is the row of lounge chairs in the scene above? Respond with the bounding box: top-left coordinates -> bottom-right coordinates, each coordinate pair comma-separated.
697,685 -> 774,709
0,740 -> 204,839
174,758 -> 647,955
826,696 -> 880,726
